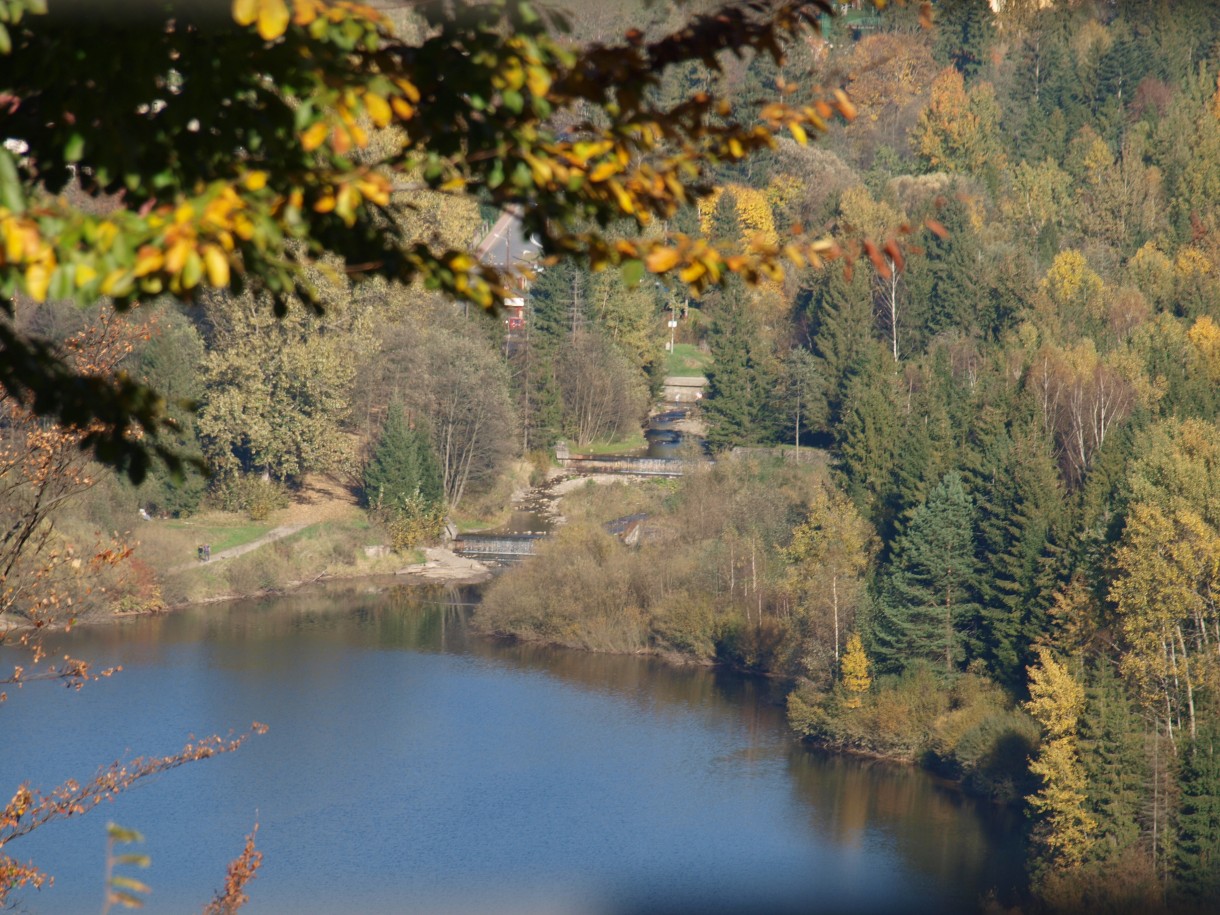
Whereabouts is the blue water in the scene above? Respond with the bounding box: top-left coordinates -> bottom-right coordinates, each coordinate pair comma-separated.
1,583 -> 1024,913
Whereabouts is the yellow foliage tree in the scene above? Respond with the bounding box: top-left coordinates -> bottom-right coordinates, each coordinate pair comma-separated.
840,632 -> 871,709
1025,647 -> 1096,872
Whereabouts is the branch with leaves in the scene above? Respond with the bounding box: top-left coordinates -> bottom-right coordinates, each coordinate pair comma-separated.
0,0 -> 920,478
0,725 -> 268,906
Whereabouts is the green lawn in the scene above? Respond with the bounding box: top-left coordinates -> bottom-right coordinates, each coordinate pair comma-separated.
665,343 -> 711,376
164,518 -> 274,552
582,433 -> 647,455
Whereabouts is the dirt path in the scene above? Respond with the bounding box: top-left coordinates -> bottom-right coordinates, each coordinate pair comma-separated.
170,523 -> 308,573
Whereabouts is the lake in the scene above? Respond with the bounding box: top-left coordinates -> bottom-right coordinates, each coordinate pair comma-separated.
1,582 -> 1026,913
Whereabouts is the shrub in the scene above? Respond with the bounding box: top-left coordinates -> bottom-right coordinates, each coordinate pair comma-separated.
211,475 -> 290,520
380,492 -> 446,552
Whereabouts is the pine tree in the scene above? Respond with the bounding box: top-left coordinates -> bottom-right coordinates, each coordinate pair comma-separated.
872,471 -> 981,675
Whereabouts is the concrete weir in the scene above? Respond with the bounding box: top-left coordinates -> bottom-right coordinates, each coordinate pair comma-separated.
451,532 -> 547,561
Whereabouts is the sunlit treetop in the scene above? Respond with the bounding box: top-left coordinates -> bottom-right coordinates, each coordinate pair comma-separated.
0,0 -> 915,480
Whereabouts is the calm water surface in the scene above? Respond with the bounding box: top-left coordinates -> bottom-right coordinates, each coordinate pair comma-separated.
1,583 -> 1025,914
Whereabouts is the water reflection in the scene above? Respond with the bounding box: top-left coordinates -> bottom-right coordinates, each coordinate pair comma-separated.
3,584 -> 1025,914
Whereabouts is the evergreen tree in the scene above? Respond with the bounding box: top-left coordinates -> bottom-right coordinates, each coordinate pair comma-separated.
1080,660 -> 1146,865
703,280 -> 778,449
872,471 -> 981,675
1175,712 -> 1220,903
933,0 -> 997,80
834,351 -> 901,533
973,422 -> 1066,689
902,196 -> 984,343
362,402 -> 444,510
805,265 -> 875,427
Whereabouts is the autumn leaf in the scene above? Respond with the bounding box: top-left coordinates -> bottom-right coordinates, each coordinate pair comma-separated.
645,247 -> 681,274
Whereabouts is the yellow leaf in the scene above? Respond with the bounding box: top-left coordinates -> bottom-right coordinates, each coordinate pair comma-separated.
390,98 -> 415,120
589,162 -> 618,183
25,262 -> 50,301
96,220 -> 118,251
314,192 -> 336,214
233,214 -> 255,240
133,246 -> 164,278
365,92 -> 392,128
100,269 -> 133,296
301,121 -> 329,152
678,261 -> 705,284
789,122 -> 808,145
607,180 -> 634,215
244,170 -> 268,191
526,65 -> 552,98
256,0 -> 290,40
202,244 -> 230,286
75,263 -> 98,287
2,218 -> 23,262
292,0 -> 320,26
397,79 -> 421,103
232,0 -> 257,26
357,176 -> 392,205
646,247 -> 681,274
164,237 -> 192,274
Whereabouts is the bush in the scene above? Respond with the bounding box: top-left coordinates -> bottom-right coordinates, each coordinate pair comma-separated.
787,665 -> 1038,800
211,475 -> 290,520
380,492 -> 446,552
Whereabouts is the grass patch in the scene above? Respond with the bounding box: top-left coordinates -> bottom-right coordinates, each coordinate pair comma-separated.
582,433 -> 647,455
164,517 -> 273,552
665,343 -> 711,376
453,516 -> 499,532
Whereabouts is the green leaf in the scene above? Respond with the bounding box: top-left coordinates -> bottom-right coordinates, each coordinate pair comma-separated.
0,22 -> 11,55
110,875 -> 152,894
0,147 -> 25,213
106,823 -> 144,843
621,258 -> 644,287
114,854 -> 151,868
64,131 -> 85,162
48,264 -> 72,301
502,89 -> 523,114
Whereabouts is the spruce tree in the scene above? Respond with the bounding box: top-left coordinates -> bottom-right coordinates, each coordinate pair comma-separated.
932,0 -> 996,80
872,471 -> 981,675
834,352 -> 901,533
1175,713 -> 1220,903
1080,660 -> 1145,865
805,265 -> 875,427
363,402 -> 444,510
703,280 -> 777,449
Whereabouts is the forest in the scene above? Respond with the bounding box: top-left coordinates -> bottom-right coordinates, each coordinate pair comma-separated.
4,0 -> 1220,910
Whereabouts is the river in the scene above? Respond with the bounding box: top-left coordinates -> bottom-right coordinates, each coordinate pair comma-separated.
1,582 -> 1026,914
